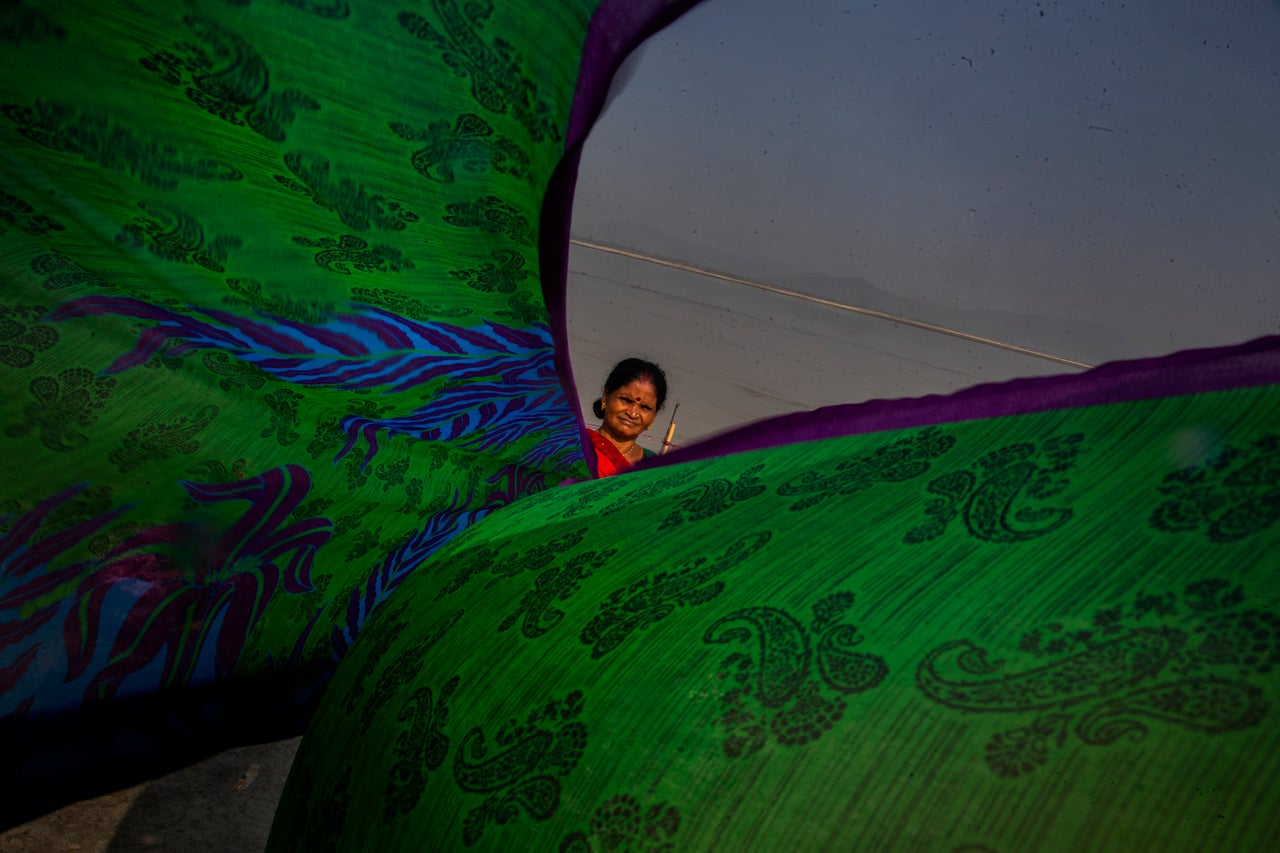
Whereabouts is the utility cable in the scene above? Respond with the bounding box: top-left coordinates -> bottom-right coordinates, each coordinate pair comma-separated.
570,238 -> 1093,370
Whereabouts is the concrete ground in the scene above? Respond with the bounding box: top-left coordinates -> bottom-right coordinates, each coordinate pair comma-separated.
0,739 -> 300,853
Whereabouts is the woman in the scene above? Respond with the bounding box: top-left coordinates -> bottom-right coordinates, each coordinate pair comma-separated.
589,358 -> 668,478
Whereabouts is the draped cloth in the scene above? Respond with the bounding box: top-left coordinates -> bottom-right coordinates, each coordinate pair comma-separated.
1,0 -> 1278,848
586,430 -> 630,478
588,429 -> 650,478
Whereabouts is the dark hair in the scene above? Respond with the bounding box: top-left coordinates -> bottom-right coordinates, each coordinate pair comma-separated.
591,358 -> 667,418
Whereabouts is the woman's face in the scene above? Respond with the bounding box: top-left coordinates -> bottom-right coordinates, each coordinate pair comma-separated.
600,379 -> 659,441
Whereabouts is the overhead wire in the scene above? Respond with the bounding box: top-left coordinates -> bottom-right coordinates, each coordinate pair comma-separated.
570,238 -> 1094,370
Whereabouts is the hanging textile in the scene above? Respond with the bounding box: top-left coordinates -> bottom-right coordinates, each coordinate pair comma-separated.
1,0 -> 621,823
271,337 -> 1280,850
2,0 -> 1278,847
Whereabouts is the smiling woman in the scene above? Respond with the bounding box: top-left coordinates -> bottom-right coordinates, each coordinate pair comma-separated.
588,357 -> 669,476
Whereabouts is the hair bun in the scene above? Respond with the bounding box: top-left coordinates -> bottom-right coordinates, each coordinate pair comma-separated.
591,399 -> 605,419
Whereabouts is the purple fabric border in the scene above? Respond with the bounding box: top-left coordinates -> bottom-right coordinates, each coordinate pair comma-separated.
540,0 -> 704,476
637,334 -> 1280,469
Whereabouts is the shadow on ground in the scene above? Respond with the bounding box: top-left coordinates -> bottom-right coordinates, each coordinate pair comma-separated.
0,738 -> 300,853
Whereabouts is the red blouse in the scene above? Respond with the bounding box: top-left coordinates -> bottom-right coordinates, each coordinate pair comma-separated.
589,430 -> 635,478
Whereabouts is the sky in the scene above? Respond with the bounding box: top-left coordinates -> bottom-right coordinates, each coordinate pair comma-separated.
569,0 -> 1280,368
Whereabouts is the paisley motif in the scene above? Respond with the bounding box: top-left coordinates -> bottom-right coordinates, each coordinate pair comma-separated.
777,427 -> 956,511
453,690 -> 587,846
593,470 -> 700,518
29,251 -> 110,293
0,305 -> 57,369
293,234 -> 414,275
107,404 -> 220,473
396,1 -> 561,143
201,350 -> 269,391
222,279 -> 334,325
581,531 -> 772,659
260,389 -> 303,447
116,202 -> 242,272
276,152 -> 419,231
1075,678 -> 1265,743
356,609 -> 463,733
349,285 -> 472,321
0,189 -> 64,236
437,528 -> 585,600
498,547 -> 617,638
4,367 -> 116,452
906,433 -> 1081,544
658,463 -> 766,530
918,579 -> 1275,777
139,15 -> 320,141
1150,432 -> 1280,543
558,793 -> 682,853
492,290 -> 545,325
1,101 -> 243,189
916,630 -> 1182,713
449,248 -> 532,294
704,592 -> 887,757
391,113 -> 531,183
383,676 -> 460,822
443,195 -> 534,245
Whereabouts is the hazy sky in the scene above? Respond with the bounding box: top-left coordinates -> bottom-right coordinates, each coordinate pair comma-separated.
571,0 -> 1280,362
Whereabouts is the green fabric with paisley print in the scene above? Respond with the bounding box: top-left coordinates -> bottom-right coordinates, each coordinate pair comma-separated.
273,383 -> 1280,850
1,0 -> 595,823
4,1 -> 1279,848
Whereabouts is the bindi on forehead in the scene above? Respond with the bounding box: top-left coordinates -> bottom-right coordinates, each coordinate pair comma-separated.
619,380 -> 656,400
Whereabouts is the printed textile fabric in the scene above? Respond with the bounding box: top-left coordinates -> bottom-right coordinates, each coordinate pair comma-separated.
0,0 -> 615,825
272,349 -> 1280,850
3,0 -> 1280,848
